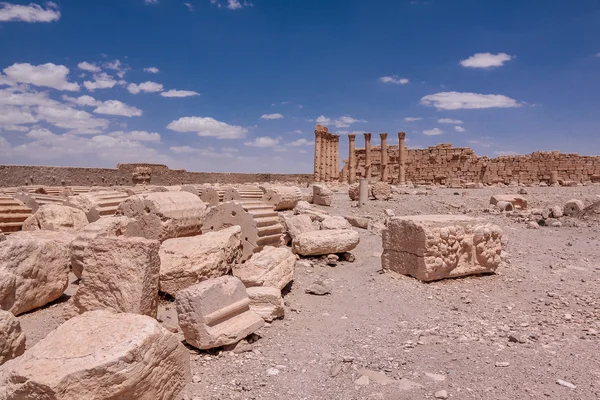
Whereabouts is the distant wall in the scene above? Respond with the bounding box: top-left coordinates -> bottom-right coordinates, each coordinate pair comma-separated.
0,163 -> 313,188
353,144 -> 600,184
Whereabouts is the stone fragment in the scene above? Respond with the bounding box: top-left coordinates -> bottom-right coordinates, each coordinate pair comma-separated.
564,199 -> 584,217
117,191 -> 206,241
0,233 -> 70,315
434,390 -> 449,399
490,194 -> 527,209
557,379 -> 576,389
176,276 -> 265,350
0,310 -> 25,365
344,215 -> 369,229
73,236 -> 160,317
0,195 -> 32,234
305,280 -> 331,295
496,201 -> 514,212
292,229 -> 360,256
358,368 -> 395,385
348,183 -> 372,201
382,215 -> 505,282
159,226 -> 242,296
371,182 -> 392,200
233,246 -> 295,290
261,186 -> 302,211
246,286 -> 285,322
527,221 -> 540,230
21,204 -> 88,232
0,310 -> 190,399
313,184 -> 333,206
326,254 -> 339,266
550,205 -> 563,218
67,190 -> 130,222
321,216 -> 352,230
282,214 -> 315,241
69,216 -> 143,279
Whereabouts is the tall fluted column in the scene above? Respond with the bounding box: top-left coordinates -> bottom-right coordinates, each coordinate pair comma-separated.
398,131 -> 406,184
333,136 -> 339,182
364,133 -> 372,180
320,132 -> 328,182
324,134 -> 331,182
314,130 -> 322,181
348,134 -> 357,184
380,133 -> 388,183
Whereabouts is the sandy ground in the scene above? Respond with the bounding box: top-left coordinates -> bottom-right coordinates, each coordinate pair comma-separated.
15,185 -> 600,400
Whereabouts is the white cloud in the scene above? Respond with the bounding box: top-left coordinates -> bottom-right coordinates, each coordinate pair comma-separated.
109,130 -> 160,142
404,117 -> 422,122
423,128 -> 443,136
160,89 -> 200,98
315,115 -> 331,125
62,94 -> 102,107
170,145 -> 196,154
37,105 -> 110,132
494,150 -> 519,156
184,2 -> 194,11
420,92 -> 522,110
460,52 -> 513,69
228,0 -> 242,9
438,118 -> 463,124
287,138 -> 314,146
244,136 -> 280,147
145,0 -> 159,3
260,113 -> 283,120
0,1 -> 60,22
78,61 -> 101,73
127,81 -> 164,94
83,72 -> 117,91
454,126 -> 466,132
144,67 -> 159,74
4,63 -> 79,91
315,115 -> 366,128
167,116 -> 247,139
221,147 -> 238,152
104,59 -> 129,78
0,105 -> 37,126
94,100 -> 142,117
379,76 -> 409,85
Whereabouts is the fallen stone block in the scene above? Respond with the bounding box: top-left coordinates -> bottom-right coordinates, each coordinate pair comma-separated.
490,194 -> 527,209
261,186 -> 302,211
496,201 -> 513,212
67,190 -> 130,222
21,204 -> 88,232
73,236 -> 161,317
246,286 -> 285,322
0,233 -> 70,315
292,229 -> 360,256
321,216 -> 352,230
0,310 -> 190,399
344,215 -> 369,229
564,199 -> 584,217
159,226 -> 242,296
313,184 -> 333,206
233,246 -> 295,290
550,205 -> 563,218
117,191 -> 207,241
282,214 -> 315,242
382,215 -> 505,282
0,310 -> 25,366
371,182 -> 392,200
176,276 -> 265,349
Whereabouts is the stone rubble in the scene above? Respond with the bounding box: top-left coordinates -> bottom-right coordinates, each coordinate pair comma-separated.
0,310 -> 26,366
232,246 -> 296,290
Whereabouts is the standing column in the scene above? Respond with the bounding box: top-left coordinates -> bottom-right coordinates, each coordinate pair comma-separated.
348,134 -> 357,184
320,132 -> 328,182
314,130 -> 322,181
398,131 -> 406,184
324,134 -> 331,182
364,133 -> 372,181
380,133 -> 388,183
333,136 -> 339,182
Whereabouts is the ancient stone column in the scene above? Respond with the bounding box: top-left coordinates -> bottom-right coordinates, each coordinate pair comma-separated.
380,133 -> 388,183
332,136 -> 339,182
314,130 -> 322,181
323,134 -> 330,182
348,134 -> 357,184
398,132 -> 406,184
364,133 -> 372,180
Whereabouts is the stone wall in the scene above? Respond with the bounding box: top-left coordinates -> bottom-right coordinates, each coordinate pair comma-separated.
354,143 -> 600,185
0,164 -> 313,188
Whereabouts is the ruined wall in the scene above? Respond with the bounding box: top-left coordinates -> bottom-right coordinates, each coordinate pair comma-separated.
354,144 -> 600,185
0,164 -> 313,188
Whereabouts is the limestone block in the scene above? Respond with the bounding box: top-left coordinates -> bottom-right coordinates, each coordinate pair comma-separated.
490,194 -> 527,209
371,182 -> 392,200
176,276 -> 265,350
0,310 -> 190,399
159,226 -> 242,296
550,205 -> 563,218
69,216 -> 143,279
344,215 -> 369,229
73,236 -> 161,317
246,286 -> 285,322
321,216 -> 352,230
232,246 -> 296,290
261,186 -> 302,211
564,199 -> 584,216
313,184 -> 333,206
117,191 -> 207,241
0,310 -> 25,365
0,233 -> 70,315
382,215 -> 505,282
292,229 -> 360,256
0,195 -> 32,234
67,190 -> 130,222
282,214 -> 315,241
348,183 -> 371,201
21,204 -> 88,232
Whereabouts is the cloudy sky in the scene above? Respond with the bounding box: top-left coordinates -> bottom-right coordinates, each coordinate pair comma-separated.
1,0 -> 599,172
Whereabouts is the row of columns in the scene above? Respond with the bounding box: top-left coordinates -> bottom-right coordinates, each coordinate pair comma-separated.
314,125 -> 340,182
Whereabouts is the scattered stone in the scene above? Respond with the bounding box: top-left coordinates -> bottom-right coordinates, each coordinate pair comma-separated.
246,286 -> 285,322
495,361 -> 510,367
326,254 -> 339,266
340,252 -> 356,262
550,221 -> 562,228
384,209 -> 395,217
371,182 -> 392,200
358,369 -> 395,385
434,389 -> 449,399
261,186 -> 302,211
557,379 -> 576,389
292,229 -> 360,256
0,310 -> 26,366
425,373 -> 446,382
313,184 -> 333,206
321,216 -> 352,230
564,199 -> 584,217
490,194 -> 528,209
305,280 -> 331,296
518,188 -> 528,195
266,368 -> 280,376
21,204 -> 88,232
550,205 -> 564,218
282,214 -> 315,241
233,246 -> 296,290
222,339 -> 254,354
527,221 -> 540,230
344,215 -> 369,229
355,375 -> 370,386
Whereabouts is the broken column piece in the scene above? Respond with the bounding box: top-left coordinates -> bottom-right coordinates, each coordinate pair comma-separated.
490,194 -> 527,209
0,195 -> 32,234
261,186 -> 302,211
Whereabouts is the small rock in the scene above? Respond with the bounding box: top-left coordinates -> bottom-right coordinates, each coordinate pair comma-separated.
551,221 -> 562,228
305,280 -> 331,296
326,254 -> 339,266
434,390 -> 449,399
557,379 -> 576,389
355,375 -> 370,386
340,252 -> 356,262
495,361 -> 510,367
330,363 -> 342,377
266,368 -> 280,376
508,334 -> 527,344
527,221 -> 540,230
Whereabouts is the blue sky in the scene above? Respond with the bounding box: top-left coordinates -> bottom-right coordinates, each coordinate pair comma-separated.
0,0 -> 599,173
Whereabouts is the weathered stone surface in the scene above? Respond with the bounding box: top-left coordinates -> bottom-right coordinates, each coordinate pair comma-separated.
382,215 -> 505,282
73,236 -> 160,317
292,229 -> 360,256
321,216 -> 352,230
344,215 -> 369,229
0,310 -> 190,399
233,246 -> 295,290
313,184 -> 333,206
246,286 -> 285,322
490,194 -> 528,209
117,191 -> 206,241
22,204 -> 88,232
69,216 -> 143,279
67,190 -> 130,222
550,205 -> 564,218
282,214 -> 315,241
159,226 -> 242,296
0,310 -> 25,366
371,182 -> 392,200
261,186 -> 302,211
0,234 -> 70,315
176,276 -> 265,350
564,199 -> 584,217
